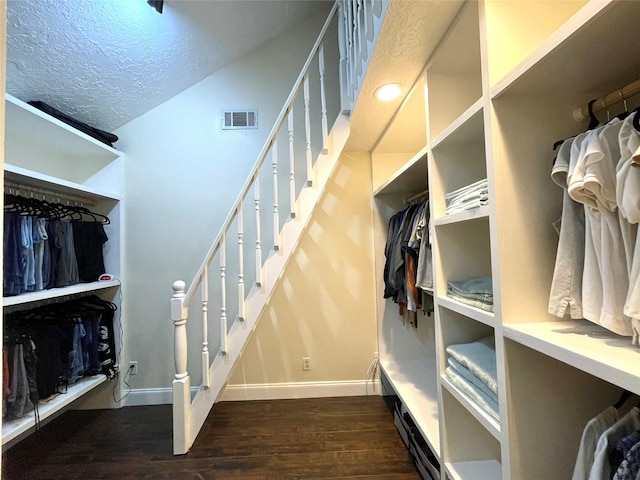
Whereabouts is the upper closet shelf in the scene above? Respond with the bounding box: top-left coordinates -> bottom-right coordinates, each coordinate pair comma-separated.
373,145 -> 428,197
5,164 -> 121,201
3,280 -> 121,307
434,205 -> 490,227
380,359 -> 440,458
490,1 -> 634,101
438,295 -> 496,328
504,320 -> 640,396
430,99 -> 483,150
5,94 -> 122,160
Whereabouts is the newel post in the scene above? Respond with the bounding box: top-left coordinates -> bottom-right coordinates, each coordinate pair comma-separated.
171,280 -> 191,455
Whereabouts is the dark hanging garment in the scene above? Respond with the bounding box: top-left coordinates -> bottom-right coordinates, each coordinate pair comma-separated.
4,212 -> 24,296
34,326 -> 66,399
72,221 -> 108,282
45,220 -> 61,290
81,315 -> 102,376
6,343 -> 33,419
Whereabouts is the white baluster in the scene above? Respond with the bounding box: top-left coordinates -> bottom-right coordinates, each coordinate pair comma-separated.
237,206 -> 246,321
220,237 -> 228,354
363,0 -> 369,41
357,0 -> 363,68
348,1 -> 357,97
343,2 -> 352,106
172,280 -> 189,381
254,176 -> 263,287
171,280 -> 191,454
201,268 -> 210,388
367,0 -> 375,41
319,45 -> 329,155
303,75 -> 313,186
288,109 -> 296,219
272,141 -> 280,251
337,1 -> 349,113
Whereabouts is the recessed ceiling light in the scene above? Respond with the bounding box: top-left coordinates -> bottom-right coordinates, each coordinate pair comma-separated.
374,83 -> 402,101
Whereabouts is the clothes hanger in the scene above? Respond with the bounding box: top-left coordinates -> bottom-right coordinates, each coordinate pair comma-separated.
553,99 -> 601,152
614,390 -> 633,409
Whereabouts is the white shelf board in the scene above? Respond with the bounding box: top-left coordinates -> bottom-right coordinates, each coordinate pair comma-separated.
490,1 -> 631,101
373,145 -> 429,197
430,98 -> 484,150
437,295 -> 496,328
5,94 -> 122,159
441,376 -> 501,442
504,320 -> 640,396
3,280 -> 121,307
446,460 -> 502,480
434,205 -> 490,227
5,164 -> 122,201
2,374 -> 107,445
380,358 -> 441,457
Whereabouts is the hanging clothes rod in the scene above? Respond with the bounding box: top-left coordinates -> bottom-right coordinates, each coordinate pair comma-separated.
404,189 -> 429,205
4,180 -> 96,206
573,78 -> 640,121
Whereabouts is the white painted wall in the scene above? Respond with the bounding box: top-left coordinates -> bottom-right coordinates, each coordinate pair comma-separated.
225,152 -> 379,396
113,11 -> 333,392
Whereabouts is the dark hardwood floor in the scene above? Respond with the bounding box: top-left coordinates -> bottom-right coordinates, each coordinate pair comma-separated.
3,395 -> 420,479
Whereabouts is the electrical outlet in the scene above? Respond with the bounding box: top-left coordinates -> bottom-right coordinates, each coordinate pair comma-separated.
302,357 -> 311,371
129,361 -> 138,375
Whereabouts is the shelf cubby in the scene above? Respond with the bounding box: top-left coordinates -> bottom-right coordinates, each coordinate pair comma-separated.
490,1 -> 640,104
440,386 -> 502,479
483,0 -> 590,87
433,217 -> 492,299
430,105 -> 486,220
371,77 -> 427,193
445,459 -> 502,480
5,94 -> 123,189
503,338 -> 624,480
504,320 -> 640,396
427,2 -> 482,140
441,375 -> 500,441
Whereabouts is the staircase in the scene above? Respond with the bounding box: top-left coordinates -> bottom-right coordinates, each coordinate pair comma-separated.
170,0 -> 389,455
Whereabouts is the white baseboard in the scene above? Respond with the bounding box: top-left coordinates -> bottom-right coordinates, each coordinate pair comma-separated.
122,387 -> 171,406
219,379 -> 380,402
123,380 -> 380,406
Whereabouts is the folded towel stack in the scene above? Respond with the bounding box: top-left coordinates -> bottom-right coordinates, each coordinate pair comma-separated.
447,276 -> 493,312
445,335 -> 499,420
445,178 -> 489,214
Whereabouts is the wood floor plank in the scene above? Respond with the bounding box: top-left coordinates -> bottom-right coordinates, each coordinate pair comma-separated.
3,395 -> 420,480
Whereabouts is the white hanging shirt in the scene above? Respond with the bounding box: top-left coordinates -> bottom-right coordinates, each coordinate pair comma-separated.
572,406 -> 619,480
568,121 -> 635,336
618,113 -> 640,320
549,137 -> 586,318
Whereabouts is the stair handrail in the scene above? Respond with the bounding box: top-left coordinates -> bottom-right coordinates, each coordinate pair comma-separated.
183,1 -> 339,307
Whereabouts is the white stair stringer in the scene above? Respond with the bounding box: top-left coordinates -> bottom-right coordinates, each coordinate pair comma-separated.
184,113 -> 351,448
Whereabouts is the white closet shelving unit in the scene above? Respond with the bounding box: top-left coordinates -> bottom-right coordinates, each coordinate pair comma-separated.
373,1 -> 640,479
2,94 -> 124,448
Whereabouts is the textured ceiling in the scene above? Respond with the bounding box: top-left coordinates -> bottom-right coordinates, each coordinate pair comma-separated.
346,0 -> 464,152
6,0 -> 331,132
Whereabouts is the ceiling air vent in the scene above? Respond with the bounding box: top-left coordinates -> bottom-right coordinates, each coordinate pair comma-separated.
222,109 -> 258,130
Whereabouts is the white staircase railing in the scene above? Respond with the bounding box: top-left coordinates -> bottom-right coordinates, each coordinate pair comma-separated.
170,0 -> 387,456
340,0 -> 389,113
